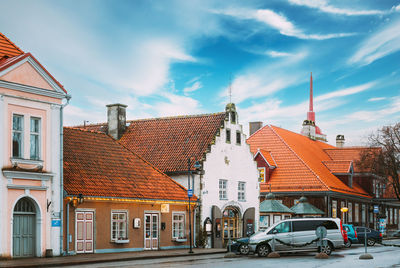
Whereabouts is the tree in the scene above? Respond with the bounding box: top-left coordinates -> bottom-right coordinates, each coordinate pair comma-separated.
357,123 -> 400,200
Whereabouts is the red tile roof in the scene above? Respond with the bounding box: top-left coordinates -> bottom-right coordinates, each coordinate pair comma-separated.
256,149 -> 277,167
322,160 -> 352,174
247,125 -> 371,198
0,32 -> 24,58
63,127 -> 193,201
79,113 -> 227,173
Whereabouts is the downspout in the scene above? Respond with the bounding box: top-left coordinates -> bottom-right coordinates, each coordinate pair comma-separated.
60,95 -> 70,256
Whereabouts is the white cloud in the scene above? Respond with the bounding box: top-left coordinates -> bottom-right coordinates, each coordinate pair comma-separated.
315,81 -> 376,102
391,4 -> 400,12
216,8 -> 355,40
183,81 -> 203,95
349,19 -> 400,66
288,0 -> 386,16
266,50 -> 294,57
368,97 -> 386,102
64,105 -> 104,126
153,93 -> 204,117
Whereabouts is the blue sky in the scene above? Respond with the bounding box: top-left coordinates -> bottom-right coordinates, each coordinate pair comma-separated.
1,0 -> 400,145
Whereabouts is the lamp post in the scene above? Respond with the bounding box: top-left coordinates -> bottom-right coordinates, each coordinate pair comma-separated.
187,158 -> 201,254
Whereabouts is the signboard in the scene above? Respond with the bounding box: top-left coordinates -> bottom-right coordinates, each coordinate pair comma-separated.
188,189 -> 193,197
51,219 -> 61,227
258,167 -> 265,183
161,204 -> 169,213
374,205 -> 379,214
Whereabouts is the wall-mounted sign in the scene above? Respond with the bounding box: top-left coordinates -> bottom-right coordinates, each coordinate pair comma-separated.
161,204 -> 169,213
188,189 -> 193,197
51,219 -> 61,227
133,218 -> 141,228
374,205 -> 379,213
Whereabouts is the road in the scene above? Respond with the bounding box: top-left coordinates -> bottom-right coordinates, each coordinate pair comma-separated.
62,242 -> 400,268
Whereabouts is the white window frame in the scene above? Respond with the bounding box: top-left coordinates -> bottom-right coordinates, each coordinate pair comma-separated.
355,203 -> 359,223
172,212 -> 186,239
111,210 -> 128,242
219,179 -> 227,200
348,203 -> 353,222
30,117 -> 41,160
238,182 -> 246,201
12,114 -> 24,158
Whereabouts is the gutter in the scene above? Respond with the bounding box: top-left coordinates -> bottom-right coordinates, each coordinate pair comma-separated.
60,95 -> 70,255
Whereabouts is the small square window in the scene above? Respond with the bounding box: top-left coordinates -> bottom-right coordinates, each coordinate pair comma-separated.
236,131 -> 241,145
219,179 -> 227,200
238,182 -> 245,201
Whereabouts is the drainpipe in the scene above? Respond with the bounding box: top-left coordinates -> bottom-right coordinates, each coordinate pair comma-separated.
60,95 -> 70,256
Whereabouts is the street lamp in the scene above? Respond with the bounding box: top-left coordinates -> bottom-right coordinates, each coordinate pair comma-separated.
188,158 -> 201,254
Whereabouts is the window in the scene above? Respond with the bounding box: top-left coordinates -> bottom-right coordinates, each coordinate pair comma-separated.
236,131 -> 241,145
238,182 -> 245,201
355,203 -> 359,222
12,114 -> 23,158
273,215 -> 281,224
226,129 -> 231,143
332,200 -> 337,218
219,180 -> 227,200
231,112 -> 236,124
30,117 -> 40,160
260,215 -> 270,228
348,203 -> 353,222
111,211 -> 127,241
269,221 -> 291,234
390,208 -> 393,224
292,220 -> 338,232
258,167 -> 266,183
172,213 -> 185,239
362,204 -> 366,224
395,209 -> 398,225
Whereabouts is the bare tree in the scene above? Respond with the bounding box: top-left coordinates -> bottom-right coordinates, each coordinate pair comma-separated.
357,123 -> 400,200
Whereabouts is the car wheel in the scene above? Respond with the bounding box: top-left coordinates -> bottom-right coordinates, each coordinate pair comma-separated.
239,244 -> 250,255
257,244 -> 270,257
318,242 -> 333,255
344,240 -> 352,248
367,238 -> 375,246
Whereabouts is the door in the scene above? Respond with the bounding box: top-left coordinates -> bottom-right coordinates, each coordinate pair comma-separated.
76,211 -> 94,253
13,197 -> 36,257
144,213 -> 159,250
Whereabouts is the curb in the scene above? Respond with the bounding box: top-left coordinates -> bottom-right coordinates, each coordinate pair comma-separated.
0,250 -> 226,268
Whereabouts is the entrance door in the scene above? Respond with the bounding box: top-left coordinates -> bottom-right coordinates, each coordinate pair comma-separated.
144,213 -> 159,250
76,211 -> 94,253
13,198 -> 36,257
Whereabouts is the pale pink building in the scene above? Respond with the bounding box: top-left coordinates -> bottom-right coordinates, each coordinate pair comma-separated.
0,32 -> 69,258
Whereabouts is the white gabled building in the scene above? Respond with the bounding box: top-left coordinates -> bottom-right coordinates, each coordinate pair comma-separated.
80,103 -> 260,248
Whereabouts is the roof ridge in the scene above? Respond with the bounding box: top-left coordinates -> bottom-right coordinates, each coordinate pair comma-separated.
268,125 -> 330,191
64,126 -> 107,135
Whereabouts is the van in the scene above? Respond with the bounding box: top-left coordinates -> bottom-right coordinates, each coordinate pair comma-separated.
248,218 -> 345,256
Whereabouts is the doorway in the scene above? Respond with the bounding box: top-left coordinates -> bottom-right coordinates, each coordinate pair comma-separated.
13,197 -> 36,257
144,213 -> 159,250
75,211 -> 94,253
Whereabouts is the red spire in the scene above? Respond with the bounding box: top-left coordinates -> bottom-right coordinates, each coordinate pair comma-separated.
307,72 -> 315,122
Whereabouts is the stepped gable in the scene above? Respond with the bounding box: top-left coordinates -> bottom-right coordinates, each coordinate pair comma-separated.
247,125 -> 370,198
63,127 -> 192,201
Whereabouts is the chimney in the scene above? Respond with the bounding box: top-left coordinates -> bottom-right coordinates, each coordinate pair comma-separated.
249,122 -> 263,136
336,135 -> 345,148
107,103 -> 127,140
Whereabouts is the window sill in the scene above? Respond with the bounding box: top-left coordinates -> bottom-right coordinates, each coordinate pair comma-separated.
219,198 -> 228,201
173,238 -> 187,242
10,158 -> 43,170
113,239 -> 130,244
238,200 -> 246,202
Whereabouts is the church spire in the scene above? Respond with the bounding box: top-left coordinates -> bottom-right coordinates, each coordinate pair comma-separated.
307,72 -> 315,122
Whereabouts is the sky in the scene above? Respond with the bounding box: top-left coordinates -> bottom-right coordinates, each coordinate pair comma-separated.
1,0 -> 400,146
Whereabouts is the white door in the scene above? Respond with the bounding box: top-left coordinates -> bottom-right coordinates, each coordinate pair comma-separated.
76,211 -> 94,253
144,213 -> 159,250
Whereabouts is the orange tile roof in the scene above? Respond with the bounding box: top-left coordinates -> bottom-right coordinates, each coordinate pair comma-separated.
247,125 -> 371,198
114,113 -> 226,173
322,160 -> 352,173
0,32 -> 24,58
257,149 -> 277,167
63,127 -> 193,201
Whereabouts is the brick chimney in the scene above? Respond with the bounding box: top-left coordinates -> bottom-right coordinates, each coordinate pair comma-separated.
249,122 -> 263,136
107,103 -> 127,140
336,135 -> 345,148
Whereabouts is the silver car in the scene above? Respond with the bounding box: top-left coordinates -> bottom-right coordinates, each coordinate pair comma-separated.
249,218 -> 345,256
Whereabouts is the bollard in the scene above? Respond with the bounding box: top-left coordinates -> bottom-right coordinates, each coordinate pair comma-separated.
359,227 -> 373,260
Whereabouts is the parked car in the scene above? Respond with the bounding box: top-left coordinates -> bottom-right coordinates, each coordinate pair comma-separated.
248,218 -> 345,257
354,226 -> 382,246
390,230 -> 400,238
228,237 -> 250,255
343,224 -> 358,248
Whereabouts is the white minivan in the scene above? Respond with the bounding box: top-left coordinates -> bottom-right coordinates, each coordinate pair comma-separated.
249,218 -> 345,256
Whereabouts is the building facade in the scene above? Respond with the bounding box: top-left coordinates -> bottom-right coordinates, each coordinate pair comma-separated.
0,32 -> 69,258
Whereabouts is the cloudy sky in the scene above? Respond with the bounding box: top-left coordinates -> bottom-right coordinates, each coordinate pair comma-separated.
1,0 -> 400,145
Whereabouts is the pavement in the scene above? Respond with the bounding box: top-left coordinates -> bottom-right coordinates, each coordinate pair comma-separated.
0,248 -> 226,268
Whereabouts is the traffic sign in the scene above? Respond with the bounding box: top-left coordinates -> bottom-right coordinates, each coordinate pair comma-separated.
188,189 -> 193,197
374,205 -> 379,213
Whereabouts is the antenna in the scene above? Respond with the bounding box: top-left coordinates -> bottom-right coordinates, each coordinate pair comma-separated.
229,74 -> 232,104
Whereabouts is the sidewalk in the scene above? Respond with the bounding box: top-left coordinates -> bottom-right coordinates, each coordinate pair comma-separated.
0,248 -> 226,268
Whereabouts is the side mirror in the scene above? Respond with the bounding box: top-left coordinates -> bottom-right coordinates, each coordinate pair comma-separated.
272,229 -> 278,234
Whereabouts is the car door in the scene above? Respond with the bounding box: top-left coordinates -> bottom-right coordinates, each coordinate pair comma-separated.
292,220 -> 319,250
268,221 -> 293,251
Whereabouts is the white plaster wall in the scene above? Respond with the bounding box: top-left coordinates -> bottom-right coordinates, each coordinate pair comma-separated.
0,95 -> 7,256
200,117 -> 260,231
